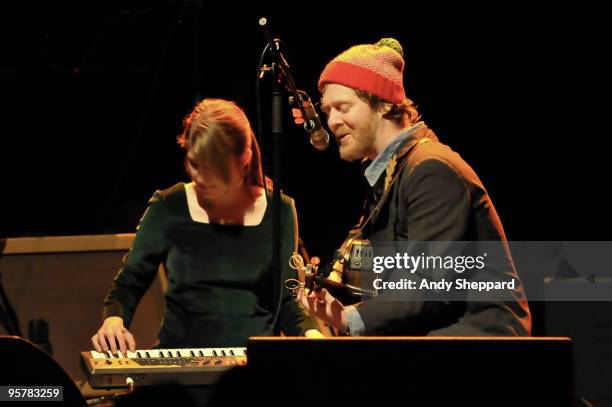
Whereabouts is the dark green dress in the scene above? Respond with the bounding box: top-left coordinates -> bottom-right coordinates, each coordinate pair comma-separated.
103,183 -> 316,347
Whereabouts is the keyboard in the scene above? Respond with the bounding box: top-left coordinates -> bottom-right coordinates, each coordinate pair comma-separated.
81,347 -> 247,389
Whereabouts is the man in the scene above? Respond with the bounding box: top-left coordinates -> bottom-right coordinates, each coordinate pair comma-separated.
300,38 -> 531,336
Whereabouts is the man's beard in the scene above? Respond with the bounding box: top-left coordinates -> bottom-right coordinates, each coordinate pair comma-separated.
338,113 -> 378,162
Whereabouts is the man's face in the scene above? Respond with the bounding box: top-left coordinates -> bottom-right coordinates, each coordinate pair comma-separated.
321,84 -> 380,162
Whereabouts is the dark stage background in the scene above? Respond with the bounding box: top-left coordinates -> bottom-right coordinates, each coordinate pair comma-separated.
1,3 -> 607,255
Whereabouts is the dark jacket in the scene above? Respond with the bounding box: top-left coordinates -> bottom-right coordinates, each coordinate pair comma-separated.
354,125 -> 532,336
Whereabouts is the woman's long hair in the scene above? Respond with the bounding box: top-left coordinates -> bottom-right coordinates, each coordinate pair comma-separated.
177,99 -> 264,187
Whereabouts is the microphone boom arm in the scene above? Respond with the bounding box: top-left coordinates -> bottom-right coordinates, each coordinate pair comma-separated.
258,17 -> 328,150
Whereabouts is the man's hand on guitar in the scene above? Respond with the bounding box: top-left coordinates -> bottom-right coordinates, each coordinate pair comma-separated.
298,287 -> 347,332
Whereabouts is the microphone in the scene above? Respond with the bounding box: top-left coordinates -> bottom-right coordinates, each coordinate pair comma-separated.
299,91 -> 330,150
258,19 -> 329,150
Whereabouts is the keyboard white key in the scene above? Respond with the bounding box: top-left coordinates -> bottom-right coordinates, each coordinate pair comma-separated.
90,350 -> 107,359
146,350 -> 162,358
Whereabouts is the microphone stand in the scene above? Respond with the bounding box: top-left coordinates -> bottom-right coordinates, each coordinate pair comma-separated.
270,73 -> 283,335
257,18 -> 308,333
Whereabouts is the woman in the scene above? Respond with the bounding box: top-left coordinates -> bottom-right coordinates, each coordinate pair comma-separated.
92,99 -> 321,354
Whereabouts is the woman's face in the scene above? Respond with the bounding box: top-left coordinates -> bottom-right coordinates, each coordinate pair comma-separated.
186,150 -> 246,200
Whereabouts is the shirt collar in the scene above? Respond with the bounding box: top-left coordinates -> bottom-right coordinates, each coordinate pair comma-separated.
364,121 -> 425,187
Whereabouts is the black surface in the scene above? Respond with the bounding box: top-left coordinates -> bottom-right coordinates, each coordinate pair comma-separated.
0,336 -> 87,406
209,337 -> 574,406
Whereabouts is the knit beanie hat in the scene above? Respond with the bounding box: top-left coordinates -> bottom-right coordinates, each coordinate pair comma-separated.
318,38 -> 406,104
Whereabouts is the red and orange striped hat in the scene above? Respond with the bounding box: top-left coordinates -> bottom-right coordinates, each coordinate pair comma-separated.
318,38 -> 406,104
